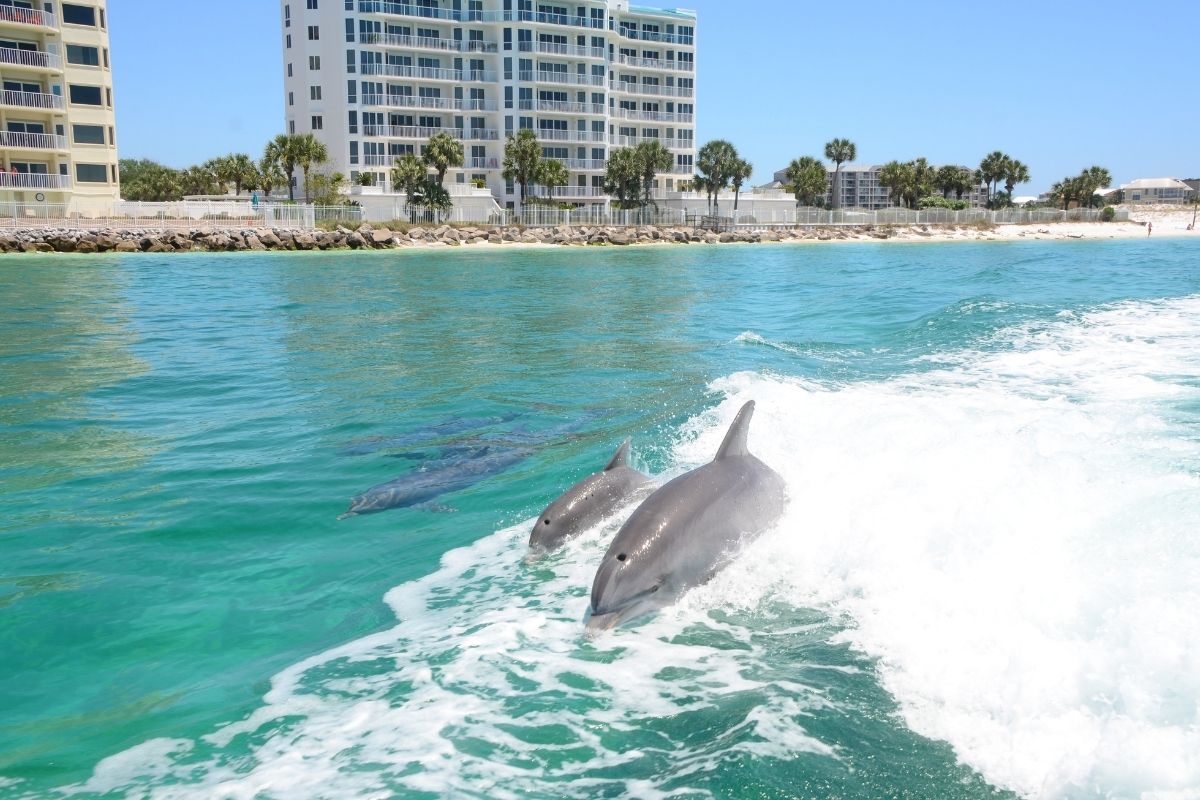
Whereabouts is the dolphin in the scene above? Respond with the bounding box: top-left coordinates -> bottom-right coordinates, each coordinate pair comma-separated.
527,439 -> 655,559
586,401 -> 787,633
339,446 -> 531,519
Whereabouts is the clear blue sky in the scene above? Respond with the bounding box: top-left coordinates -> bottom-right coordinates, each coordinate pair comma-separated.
112,0 -> 1198,192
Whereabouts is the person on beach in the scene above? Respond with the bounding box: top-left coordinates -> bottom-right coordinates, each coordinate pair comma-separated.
1147,222 -> 1152,237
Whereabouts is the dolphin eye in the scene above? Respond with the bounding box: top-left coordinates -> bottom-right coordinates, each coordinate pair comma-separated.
617,553 -> 627,562
543,519 -> 550,525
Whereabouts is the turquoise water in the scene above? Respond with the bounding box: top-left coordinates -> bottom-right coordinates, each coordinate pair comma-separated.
2,241 -> 1198,799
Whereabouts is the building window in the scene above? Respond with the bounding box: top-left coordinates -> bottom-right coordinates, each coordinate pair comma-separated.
66,45 -> 100,66
75,163 -> 108,183
312,115 -> 323,130
286,34 -> 292,49
72,124 -> 105,144
288,91 -> 294,106
68,84 -> 103,105
61,3 -> 97,26
284,3 -> 290,26
287,63 -> 293,77
309,55 -> 321,70
106,87 -> 112,107
345,18 -> 354,42
289,120 -> 296,134
310,85 -> 322,100
308,25 -> 319,41
307,0 -> 318,7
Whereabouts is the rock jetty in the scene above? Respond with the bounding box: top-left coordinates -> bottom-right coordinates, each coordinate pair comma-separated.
0,223 -> 989,254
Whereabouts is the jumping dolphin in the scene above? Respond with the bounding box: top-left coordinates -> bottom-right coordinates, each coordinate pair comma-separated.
586,401 -> 787,633
527,439 -> 655,559
339,446 -> 531,519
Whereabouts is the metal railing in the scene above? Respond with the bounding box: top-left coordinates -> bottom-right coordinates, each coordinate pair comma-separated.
466,157 -> 499,169
609,135 -> 692,149
357,1 -> 466,22
0,201 -> 365,231
362,124 -> 500,140
506,10 -> 604,29
0,46 -> 61,70
360,63 -> 498,82
518,99 -> 606,115
613,108 -> 693,123
0,5 -> 56,27
610,81 -> 694,98
616,54 -> 694,72
508,206 -> 688,227
0,131 -> 68,150
359,94 -> 497,111
0,172 -> 71,189
618,28 -> 693,45
534,129 -> 605,142
559,159 -> 606,170
359,32 -> 496,53
0,89 -> 64,110
655,207 -> 1134,227
518,70 -> 605,87
518,41 -> 606,59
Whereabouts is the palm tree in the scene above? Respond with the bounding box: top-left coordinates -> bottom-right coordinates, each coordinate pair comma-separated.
633,140 -> 674,209
226,153 -> 256,196
878,160 -> 914,208
696,139 -> 738,213
391,153 -> 429,218
692,173 -> 714,212
294,133 -> 329,203
934,165 -> 963,199
783,156 -> 826,207
906,158 -> 936,209
1002,160 -> 1031,207
604,147 -> 642,209
256,157 -> 286,200
423,132 -> 464,187
729,157 -> 753,212
979,151 -> 1010,208
501,129 -> 542,207
536,158 -> 569,200
265,134 -> 302,201
1079,165 -> 1112,209
823,138 -> 856,209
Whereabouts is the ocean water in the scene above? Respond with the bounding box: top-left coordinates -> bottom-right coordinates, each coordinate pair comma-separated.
1,240 -> 1198,799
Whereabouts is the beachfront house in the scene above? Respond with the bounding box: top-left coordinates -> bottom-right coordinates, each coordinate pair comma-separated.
1118,177 -> 1194,204
280,0 -> 697,215
0,0 -> 118,214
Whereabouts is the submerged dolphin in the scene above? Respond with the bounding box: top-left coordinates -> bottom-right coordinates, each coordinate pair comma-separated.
527,439 -> 655,559
586,401 -> 787,633
339,446 -> 531,519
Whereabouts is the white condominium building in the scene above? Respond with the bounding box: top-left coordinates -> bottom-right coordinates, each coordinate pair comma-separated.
281,0 -> 697,209
772,163 -> 988,210
0,0 -> 118,212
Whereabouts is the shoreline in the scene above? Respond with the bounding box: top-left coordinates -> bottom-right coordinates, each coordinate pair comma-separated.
0,209 -> 1193,255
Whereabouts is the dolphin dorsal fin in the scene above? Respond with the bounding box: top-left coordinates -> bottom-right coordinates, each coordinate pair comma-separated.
604,439 -> 631,471
714,401 -> 755,461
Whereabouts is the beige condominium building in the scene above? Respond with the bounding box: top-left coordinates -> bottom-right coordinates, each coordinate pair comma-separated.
281,0 -> 697,210
0,0 -> 118,213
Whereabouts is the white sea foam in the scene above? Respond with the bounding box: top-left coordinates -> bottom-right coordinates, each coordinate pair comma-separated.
69,296 -> 1200,799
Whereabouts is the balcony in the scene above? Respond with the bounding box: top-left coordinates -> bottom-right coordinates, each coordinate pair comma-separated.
0,5 -> 56,28
466,157 -> 499,169
0,46 -> 62,71
610,81 -> 694,98
517,70 -> 605,87
505,10 -> 604,30
533,129 -> 605,143
359,32 -> 497,53
360,94 -> 497,112
361,63 -> 498,82
558,159 -> 606,170
0,89 -> 63,110
0,131 -> 68,150
616,54 -> 694,72
518,99 -> 605,115
518,41 -> 605,60
618,28 -> 694,46
357,1 -> 474,22
608,135 -> 692,150
362,124 -> 500,140
545,185 -> 608,198
0,172 -> 70,189
613,108 -> 693,124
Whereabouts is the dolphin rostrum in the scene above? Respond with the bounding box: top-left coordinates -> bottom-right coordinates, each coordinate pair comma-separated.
586,401 -> 787,633
527,439 -> 655,559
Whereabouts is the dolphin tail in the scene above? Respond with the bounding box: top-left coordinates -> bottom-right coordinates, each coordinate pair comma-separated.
714,400 -> 756,461
604,438 -> 632,471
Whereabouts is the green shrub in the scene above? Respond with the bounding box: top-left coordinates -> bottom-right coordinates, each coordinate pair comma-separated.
918,195 -> 969,210
1100,206 -> 1115,222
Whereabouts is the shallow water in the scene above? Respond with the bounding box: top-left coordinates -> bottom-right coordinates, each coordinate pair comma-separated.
1,240 -> 1198,799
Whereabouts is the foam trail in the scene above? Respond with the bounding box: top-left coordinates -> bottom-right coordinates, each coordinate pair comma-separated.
62,296 -> 1200,800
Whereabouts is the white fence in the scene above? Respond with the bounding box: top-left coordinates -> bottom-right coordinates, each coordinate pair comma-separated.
0,202 -> 363,230
700,207 -> 1130,227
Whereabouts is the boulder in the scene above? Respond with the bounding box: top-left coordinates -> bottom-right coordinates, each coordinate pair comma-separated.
370,227 -> 394,246
114,239 -> 139,252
